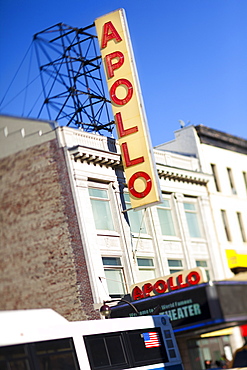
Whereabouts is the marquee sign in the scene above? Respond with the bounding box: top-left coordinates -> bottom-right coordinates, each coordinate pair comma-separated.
111,284 -> 213,332
110,280 -> 247,334
130,268 -> 208,301
95,9 -> 162,210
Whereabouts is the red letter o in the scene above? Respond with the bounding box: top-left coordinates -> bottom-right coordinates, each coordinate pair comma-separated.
128,171 -> 152,198
187,271 -> 201,285
153,280 -> 168,294
110,78 -> 133,105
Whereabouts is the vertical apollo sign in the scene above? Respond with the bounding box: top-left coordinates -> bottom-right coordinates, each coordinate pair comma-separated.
95,9 -> 162,210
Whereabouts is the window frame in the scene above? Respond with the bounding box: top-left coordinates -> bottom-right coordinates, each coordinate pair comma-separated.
210,163 -> 221,192
167,259 -> 183,274
226,167 -> 237,195
88,185 -> 115,232
196,260 -> 211,281
220,209 -> 232,242
236,212 -> 247,243
102,257 -> 127,299
137,257 -> 156,281
157,196 -> 177,237
123,192 -> 148,235
243,171 -> 247,195
183,199 -> 203,239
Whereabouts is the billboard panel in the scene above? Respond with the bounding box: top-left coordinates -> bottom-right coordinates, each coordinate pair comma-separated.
95,9 -> 162,210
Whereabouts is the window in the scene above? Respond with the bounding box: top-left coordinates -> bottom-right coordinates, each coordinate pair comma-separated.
157,199 -> 176,236
236,212 -> 247,242
137,258 -> 155,281
243,172 -> 247,194
221,210 -> 231,241
124,193 -> 147,234
227,167 -> 237,194
168,259 -> 183,274
84,327 -> 168,370
35,338 -> 79,370
128,328 -> 168,366
84,333 -> 128,369
210,164 -> 221,192
0,344 -> 31,370
102,257 -> 126,298
184,201 -> 202,238
0,338 -> 80,370
196,260 -> 210,281
89,188 -> 114,231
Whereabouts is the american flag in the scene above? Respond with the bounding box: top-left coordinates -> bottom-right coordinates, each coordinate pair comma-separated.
142,332 -> 161,348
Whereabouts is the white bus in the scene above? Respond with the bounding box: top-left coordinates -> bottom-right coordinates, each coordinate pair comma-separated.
0,309 -> 184,370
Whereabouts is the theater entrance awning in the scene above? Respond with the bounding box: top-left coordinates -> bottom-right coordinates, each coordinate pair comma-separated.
110,280 -> 247,337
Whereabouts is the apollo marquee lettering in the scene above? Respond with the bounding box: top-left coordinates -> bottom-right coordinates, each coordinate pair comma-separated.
130,268 -> 207,301
95,9 -> 162,209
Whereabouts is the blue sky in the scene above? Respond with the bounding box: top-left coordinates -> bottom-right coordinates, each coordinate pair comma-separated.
0,0 -> 246,146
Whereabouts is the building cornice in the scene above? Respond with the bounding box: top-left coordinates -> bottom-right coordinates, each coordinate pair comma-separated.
70,146 -> 210,185
157,164 -> 210,186
69,145 -> 121,168
195,125 -> 247,155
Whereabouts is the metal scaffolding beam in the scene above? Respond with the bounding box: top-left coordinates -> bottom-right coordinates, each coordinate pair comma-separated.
33,23 -> 114,134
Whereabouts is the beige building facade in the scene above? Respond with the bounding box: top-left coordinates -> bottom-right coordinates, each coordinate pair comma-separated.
156,125 -> 247,277
1,115 -> 246,369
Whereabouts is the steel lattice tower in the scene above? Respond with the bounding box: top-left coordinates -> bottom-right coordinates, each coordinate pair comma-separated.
33,23 -> 114,133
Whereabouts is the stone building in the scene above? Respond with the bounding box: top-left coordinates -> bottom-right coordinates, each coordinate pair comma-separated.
156,124 -> 247,276
1,115 -> 246,369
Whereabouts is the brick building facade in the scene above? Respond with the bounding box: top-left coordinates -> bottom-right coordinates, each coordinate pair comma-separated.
0,116 -> 99,320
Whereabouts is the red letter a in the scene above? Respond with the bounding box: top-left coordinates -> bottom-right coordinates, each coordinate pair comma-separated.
101,21 -> 122,49
132,286 -> 144,300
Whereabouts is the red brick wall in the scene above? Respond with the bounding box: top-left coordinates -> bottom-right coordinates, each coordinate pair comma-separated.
0,139 -> 100,321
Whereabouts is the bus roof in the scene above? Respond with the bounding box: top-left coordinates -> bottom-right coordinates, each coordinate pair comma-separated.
0,309 -> 68,330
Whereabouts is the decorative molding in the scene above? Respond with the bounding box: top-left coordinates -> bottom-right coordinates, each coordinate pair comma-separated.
157,166 -> 210,186
69,145 -> 122,168
73,170 -> 88,188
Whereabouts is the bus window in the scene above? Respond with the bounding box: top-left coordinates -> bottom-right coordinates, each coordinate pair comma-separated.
84,333 -> 128,369
35,338 -> 79,370
0,344 -> 31,370
0,338 -> 79,370
105,335 -> 128,366
84,327 -> 169,370
127,328 -> 168,366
